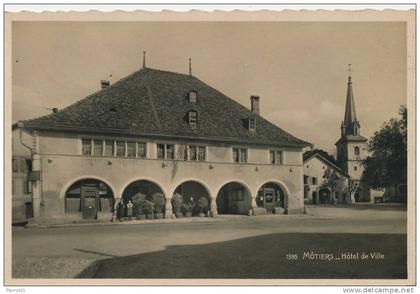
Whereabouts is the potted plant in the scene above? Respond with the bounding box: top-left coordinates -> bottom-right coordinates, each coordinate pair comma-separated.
171,193 -> 184,218
182,203 -> 193,217
152,192 -> 166,219
132,193 -> 147,220
197,196 -> 209,217
143,200 -> 155,220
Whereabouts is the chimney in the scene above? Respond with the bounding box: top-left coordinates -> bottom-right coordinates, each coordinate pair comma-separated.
250,95 -> 260,115
101,80 -> 110,89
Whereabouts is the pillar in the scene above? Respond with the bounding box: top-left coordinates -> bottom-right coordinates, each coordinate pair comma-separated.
165,198 -> 173,219
209,196 -> 218,217
250,195 -> 257,216
31,131 -> 41,219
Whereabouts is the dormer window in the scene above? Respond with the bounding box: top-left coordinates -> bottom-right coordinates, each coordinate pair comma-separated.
188,110 -> 198,128
248,117 -> 256,131
189,91 -> 197,103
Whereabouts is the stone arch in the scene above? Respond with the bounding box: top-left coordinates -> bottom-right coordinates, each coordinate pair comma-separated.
171,180 -> 212,216
119,177 -> 167,199
255,180 -> 290,213
216,180 -> 253,215
62,176 -> 116,217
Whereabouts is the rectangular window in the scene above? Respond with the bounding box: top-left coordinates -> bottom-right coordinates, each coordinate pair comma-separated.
311,177 -> 317,185
93,139 -> 103,156
183,145 -> 188,161
189,111 -> 198,128
166,144 -> 174,159
157,144 -> 165,159
116,141 -> 125,157
127,142 -> 136,157
82,139 -> 92,156
104,140 -> 114,157
233,189 -> 244,201
157,144 -> 174,160
189,91 -> 197,103
138,142 -> 146,158
233,148 -> 247,163
198,147 -> 206,161
249,117 -> 256,130
270,150 -> 283,165
189,145 -> 197,161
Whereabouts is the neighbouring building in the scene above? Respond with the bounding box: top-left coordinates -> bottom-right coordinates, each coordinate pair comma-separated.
12,64 -> 311,223
303,150 -> 349,204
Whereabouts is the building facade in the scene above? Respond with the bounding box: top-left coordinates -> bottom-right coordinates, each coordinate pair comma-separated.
12,66 -> 311,223
303,151 -> 349,204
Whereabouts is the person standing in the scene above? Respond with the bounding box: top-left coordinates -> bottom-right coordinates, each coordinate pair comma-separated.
116,200 -> 124,222
126,200 -> 134,221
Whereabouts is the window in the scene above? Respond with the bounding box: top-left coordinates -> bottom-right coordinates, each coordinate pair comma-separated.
311,177 -> 318,185
269,150 -> 283,165
188,111 -> 198,128
104,140 -> 114,156
354,166 -> 357,171
186,145 -> 206,161
127,142 -> 136,157
157,144 -> 174,160
116,141 -> 125,157
249,117 -> 256,131
189,91 -> 197,103
138,142 -> 146,158
303,175 -> 309,185
354,146 -> 360,156
232,189 -> 244,201
82,139 -> 92,156
233,148 -> 247,163
93,140 -> 103,156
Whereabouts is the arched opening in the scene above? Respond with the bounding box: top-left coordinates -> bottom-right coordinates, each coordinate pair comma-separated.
216,182 -> 251,215
257,182 -> 286,213
173,181 -> 211,216
122,180 -> 166,217
319,188 -> 331,204
65,178 -> 114,219
354,146 -> 360,156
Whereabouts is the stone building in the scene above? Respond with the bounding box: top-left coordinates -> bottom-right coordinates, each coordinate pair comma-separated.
335,73 -> 372,203
12,65 -> 311,223
303,150 -> 349,204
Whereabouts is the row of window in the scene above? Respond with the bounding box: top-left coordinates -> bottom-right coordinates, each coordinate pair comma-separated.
81,138 -> 285,165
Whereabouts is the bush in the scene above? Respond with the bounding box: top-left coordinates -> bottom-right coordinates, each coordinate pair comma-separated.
152,192 -> 166,214
197,196 -> 209,213
171,193 -> 183,213
143,200 -> 154,215
182,203 -> 193,213
131,193 -> 146,215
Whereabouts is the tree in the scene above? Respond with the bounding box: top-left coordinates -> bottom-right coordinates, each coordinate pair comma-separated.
362,106 -> 407,191
304,149 -> 337,165
321,167 -> 341,204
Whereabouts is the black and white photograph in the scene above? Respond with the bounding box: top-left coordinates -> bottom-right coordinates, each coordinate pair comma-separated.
5,6 -> 415,287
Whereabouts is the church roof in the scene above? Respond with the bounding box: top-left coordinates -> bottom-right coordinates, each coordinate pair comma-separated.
335,134 -> 368,145
344,76 -> 358,129
21,67 -> 310,148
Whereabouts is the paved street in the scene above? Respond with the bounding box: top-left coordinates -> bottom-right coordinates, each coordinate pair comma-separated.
11,204 -> 407,279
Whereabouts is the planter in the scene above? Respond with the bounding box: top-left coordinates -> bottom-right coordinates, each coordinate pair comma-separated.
199,212 -> 205,217
155,213 -> 164,219
136,214 -> 146,220
146,214 -> 154,220
184,212 -> 192,217
175,212 -> 183,218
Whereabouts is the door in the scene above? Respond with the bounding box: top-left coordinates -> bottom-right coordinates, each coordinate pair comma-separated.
81,186 -> 98,219
263,188 -> 275,213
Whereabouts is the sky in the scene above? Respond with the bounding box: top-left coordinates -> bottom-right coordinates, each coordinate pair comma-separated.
12,21 -> 407,154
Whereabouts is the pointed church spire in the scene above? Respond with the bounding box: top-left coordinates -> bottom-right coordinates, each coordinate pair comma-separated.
342,64 -> 360,136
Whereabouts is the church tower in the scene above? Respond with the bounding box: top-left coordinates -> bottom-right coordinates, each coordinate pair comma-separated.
335,66 -> 369,202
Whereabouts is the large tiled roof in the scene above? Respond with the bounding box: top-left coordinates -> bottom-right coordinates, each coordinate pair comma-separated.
22,67 -> 310,148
